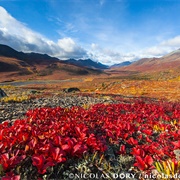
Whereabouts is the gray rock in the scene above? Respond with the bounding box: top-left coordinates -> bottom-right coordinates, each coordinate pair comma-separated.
0,105 -> 4,110
0,94 -> 117,123
0,88 -> 7,98
63,87 -> 80,93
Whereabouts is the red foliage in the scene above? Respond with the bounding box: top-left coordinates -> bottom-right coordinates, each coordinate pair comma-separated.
0,100 -> 180,177
134,155 -> 154,171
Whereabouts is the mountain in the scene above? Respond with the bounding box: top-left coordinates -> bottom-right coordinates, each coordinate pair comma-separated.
110,61 -> 132,68
108,49 -> 180,80
122,52 -> 180,72
0,44 -> 103,82
111,49 -> 180,72
0,44 -> 59,65
62,58 -> 109,69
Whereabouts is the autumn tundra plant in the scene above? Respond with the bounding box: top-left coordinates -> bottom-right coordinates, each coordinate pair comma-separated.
0,99 -> 180,179
0,91 -> 37,103
1,95 -> 30,103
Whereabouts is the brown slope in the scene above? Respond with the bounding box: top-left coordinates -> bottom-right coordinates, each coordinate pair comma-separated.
121,56 -> 180,72
107,51 -> 180,73
0,56 -> 35,73
0,56 -> 103,82
0,56 -> 34,82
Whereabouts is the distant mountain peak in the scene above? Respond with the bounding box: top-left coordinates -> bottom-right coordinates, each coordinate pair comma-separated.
62,58 -> 109,69
0,44 -> 59,64
110,61 -> 132,68
0,44 -> 104,82
162,49 -> 180,58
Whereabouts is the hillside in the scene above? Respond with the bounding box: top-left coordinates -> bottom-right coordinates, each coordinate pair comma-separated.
0,44 -> 59,65
108,49 -> 180,80
110,61 -> 132,68
0,44 -> 103,82
1,44 -> 180,82
62,58 -> 108,69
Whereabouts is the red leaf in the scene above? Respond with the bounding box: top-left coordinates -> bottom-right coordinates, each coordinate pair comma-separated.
0,153 -> 9,170
75,126 -> 87,140
51,147 -> 66,163
72,143 -> 87,156
32,155 -> 45,169
127,137 -> 138,145
61,144 -> 70,151
142,129 -> 152,136
0,129 -> 3,141
131,147 -> 145,157
146,136 -> 152,143
2,175 -> 20,180
172,140 -> 180,148
53,135 -> 62,146
144,155 -> 153,166
134,156 -> 146,171
73,144 -> 82,153
118,145 -> 126,155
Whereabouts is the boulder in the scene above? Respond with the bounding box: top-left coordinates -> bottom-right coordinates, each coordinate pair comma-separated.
0,88 -> 7,98
63,87 -> 80,93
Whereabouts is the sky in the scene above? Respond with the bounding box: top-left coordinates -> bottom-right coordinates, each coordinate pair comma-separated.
0,0 -> 180,65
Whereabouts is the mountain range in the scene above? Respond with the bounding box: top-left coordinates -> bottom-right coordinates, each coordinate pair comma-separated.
118,50 -> 180,72
0,44 -> 104,82
108,49 -> 180,80
0,44 -> 59,65
0,44 -> 180,82
62,59 -> 108,69
110,61 -> 132,68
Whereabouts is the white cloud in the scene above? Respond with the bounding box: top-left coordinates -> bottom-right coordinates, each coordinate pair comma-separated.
57,37 -> 87,58
0,6 -> 87,59
160,36 -> 180,47
89,34 -> 180,65
88,43 -> 138,65
0,6 -> 180,65
0,6 -> 54,53
140,35 -> 180,57
0,7 -> 136,65
142,46 -> 169,57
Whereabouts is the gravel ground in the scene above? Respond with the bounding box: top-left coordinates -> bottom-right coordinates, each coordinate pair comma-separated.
0,94 -> 117,123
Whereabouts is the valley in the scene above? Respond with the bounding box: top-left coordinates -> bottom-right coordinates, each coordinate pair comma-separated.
0,44 -> 180,180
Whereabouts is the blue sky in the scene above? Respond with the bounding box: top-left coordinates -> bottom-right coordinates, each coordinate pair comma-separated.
0,0 -> 180,65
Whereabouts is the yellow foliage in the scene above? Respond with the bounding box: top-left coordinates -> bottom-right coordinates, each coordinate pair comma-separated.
95,80 -> 180,102
153,124 -> 165,132
82,104 -> 91,110
154,159 -> 180,180
0,85 -> 15,89
1,95 -> 29,103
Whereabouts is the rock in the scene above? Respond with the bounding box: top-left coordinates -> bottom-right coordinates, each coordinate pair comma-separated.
0,105 -> 4,110
0,94 -> 117,124
63,87 -> 80,93
0,88 -> 7,98
30,90 -> 38,94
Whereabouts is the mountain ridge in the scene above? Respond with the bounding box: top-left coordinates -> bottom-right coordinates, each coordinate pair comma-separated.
110,61 -> 132,68
0,44 -> 59,65
0,44 -> 104,82
62,58 -> 109,69
107,49 -> 180,80
1,44 -> 180,82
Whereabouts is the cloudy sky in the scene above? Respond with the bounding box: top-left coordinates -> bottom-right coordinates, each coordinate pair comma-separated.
0,0 -> 180,65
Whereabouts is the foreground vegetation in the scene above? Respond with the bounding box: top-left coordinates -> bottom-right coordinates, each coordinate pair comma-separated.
0,77 -> 180,179
0,96 -> 180,179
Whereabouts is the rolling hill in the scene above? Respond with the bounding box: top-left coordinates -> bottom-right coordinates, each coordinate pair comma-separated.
0,44 -> 59,65
108,49 -> 180,80
0,44 -> 103,82
1,44 -> 180,82
110,61 -> 132,68
62,59 -> 108,69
